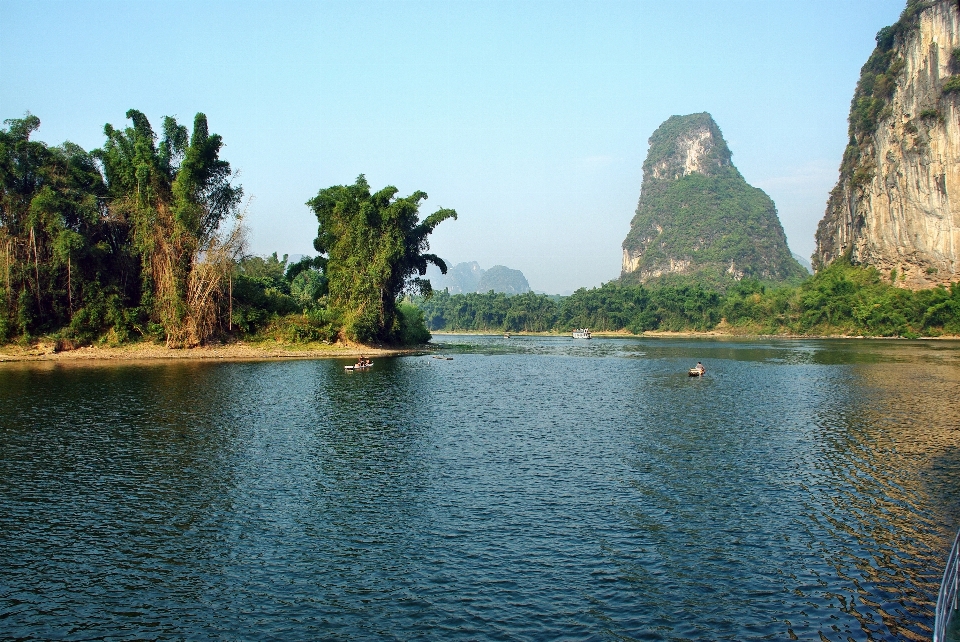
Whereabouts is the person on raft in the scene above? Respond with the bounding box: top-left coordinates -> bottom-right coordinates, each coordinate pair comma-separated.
695,361 -> 705,374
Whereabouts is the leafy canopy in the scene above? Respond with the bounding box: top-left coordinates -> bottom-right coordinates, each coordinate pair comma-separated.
95,110 -> 243,346
307,175 -> 456,343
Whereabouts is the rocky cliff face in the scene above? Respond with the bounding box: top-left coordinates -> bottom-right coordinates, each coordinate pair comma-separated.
815,0 -> 960,287
621,113 -> 806,286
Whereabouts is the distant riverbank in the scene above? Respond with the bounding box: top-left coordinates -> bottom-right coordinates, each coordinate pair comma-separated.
433,329 -> 959,340
5,327 -> 958,364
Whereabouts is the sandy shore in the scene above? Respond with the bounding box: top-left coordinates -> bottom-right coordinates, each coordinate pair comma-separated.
0,340 -> 431,364
3,329 -> 957,365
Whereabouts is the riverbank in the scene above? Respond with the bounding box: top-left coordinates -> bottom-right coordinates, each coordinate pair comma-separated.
0,340 -> 430,364
4,328 -> 957,364
433,329 -> 960,340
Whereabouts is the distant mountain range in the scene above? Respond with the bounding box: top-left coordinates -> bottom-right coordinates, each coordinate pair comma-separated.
425,261 -> 531,295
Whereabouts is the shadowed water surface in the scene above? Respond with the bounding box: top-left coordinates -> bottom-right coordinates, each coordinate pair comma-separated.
2,336 -> 960,640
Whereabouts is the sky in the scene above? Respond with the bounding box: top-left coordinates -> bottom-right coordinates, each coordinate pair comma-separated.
2,0 -> 907,294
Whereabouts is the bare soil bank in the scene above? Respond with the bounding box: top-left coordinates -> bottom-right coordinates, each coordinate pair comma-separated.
0,340 -> 429,364
4,329 -> 957,365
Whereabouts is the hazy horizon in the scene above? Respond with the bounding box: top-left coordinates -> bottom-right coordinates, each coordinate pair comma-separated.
2,0 -> 905,294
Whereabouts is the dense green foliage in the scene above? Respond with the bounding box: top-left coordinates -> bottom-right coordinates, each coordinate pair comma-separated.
1,114 -> 439,348
417,258 -> 960,337
307,175 -> 456,344
97,110 -> 244,346
1,114 -> 120,344
623,170 -> 808,287
0,111 -> 253,346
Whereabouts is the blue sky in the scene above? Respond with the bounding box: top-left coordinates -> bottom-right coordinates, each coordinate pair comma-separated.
2,0 -> 905,294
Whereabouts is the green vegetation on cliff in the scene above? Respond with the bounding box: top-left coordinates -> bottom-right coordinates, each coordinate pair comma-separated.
622,170 -> 808,288
833,3 -> 932,193
642,112 -> 732,177
622,113 -> 807,287
822,1 -> 931,241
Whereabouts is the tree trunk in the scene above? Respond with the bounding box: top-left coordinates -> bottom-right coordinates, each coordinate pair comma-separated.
68,255 -> 73,314
30,227 -> 41,312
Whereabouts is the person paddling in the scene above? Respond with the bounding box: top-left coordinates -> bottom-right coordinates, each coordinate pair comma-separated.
695,361 -> 705,375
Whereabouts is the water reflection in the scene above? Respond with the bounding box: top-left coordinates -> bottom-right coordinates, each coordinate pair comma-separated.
0,362 -> 241,636
1,338 -> 959,640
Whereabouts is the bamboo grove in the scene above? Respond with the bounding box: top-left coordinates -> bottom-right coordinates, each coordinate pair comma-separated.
0,111 -> 244,347
1,113 -> 457,347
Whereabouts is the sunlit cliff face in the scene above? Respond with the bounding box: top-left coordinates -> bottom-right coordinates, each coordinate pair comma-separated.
622,118 -> 728,279
816,0 -> 960,288
648,126 -> 729,182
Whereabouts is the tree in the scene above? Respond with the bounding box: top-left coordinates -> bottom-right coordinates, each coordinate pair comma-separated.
307,175 -> 456,343
95,110 -> 243,346
0,114 -> 120,342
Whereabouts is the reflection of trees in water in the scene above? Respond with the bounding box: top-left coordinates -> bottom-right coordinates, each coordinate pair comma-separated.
804,361 -> 960,641
311,356 -> 435,512
4,341 -> 960,638
0,362 -> 240,629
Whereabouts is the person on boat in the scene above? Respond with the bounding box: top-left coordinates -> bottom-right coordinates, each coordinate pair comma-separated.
356,355 -> 366,368
695,361 -> 705,375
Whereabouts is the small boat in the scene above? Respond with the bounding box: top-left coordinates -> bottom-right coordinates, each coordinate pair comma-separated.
344,362 -> 373,371
504,333 -> 511,338
688,368 -> 705,377
572,328 -> 592,339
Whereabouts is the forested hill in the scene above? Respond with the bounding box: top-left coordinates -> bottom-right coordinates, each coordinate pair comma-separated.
621,112 -> 807,288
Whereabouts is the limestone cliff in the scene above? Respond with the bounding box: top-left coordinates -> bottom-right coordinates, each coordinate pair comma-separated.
621,113 -> 806,286
425,261 -> 531,294
815,0 -> 960,287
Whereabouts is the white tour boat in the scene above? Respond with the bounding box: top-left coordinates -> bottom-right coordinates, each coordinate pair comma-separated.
572,328 -> 592,339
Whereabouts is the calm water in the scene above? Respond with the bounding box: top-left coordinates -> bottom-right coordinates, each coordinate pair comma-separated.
2,336 -> 960,641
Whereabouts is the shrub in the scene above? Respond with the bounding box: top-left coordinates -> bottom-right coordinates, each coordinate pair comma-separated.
397,303 -> 431,345
942,75 -> 960,95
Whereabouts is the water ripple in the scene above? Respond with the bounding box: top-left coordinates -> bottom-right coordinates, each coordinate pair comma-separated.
1,336 -> 959,640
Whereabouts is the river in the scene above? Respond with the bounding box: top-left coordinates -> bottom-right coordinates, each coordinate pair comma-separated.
2,335 -> 959,640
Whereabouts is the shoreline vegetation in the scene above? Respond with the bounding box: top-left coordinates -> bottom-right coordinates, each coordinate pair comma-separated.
1,114 -> 452,351
415,258 -> 960,340
5,324 -> 958,366
4,112 -> 960,354
0,340 -> 427,364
